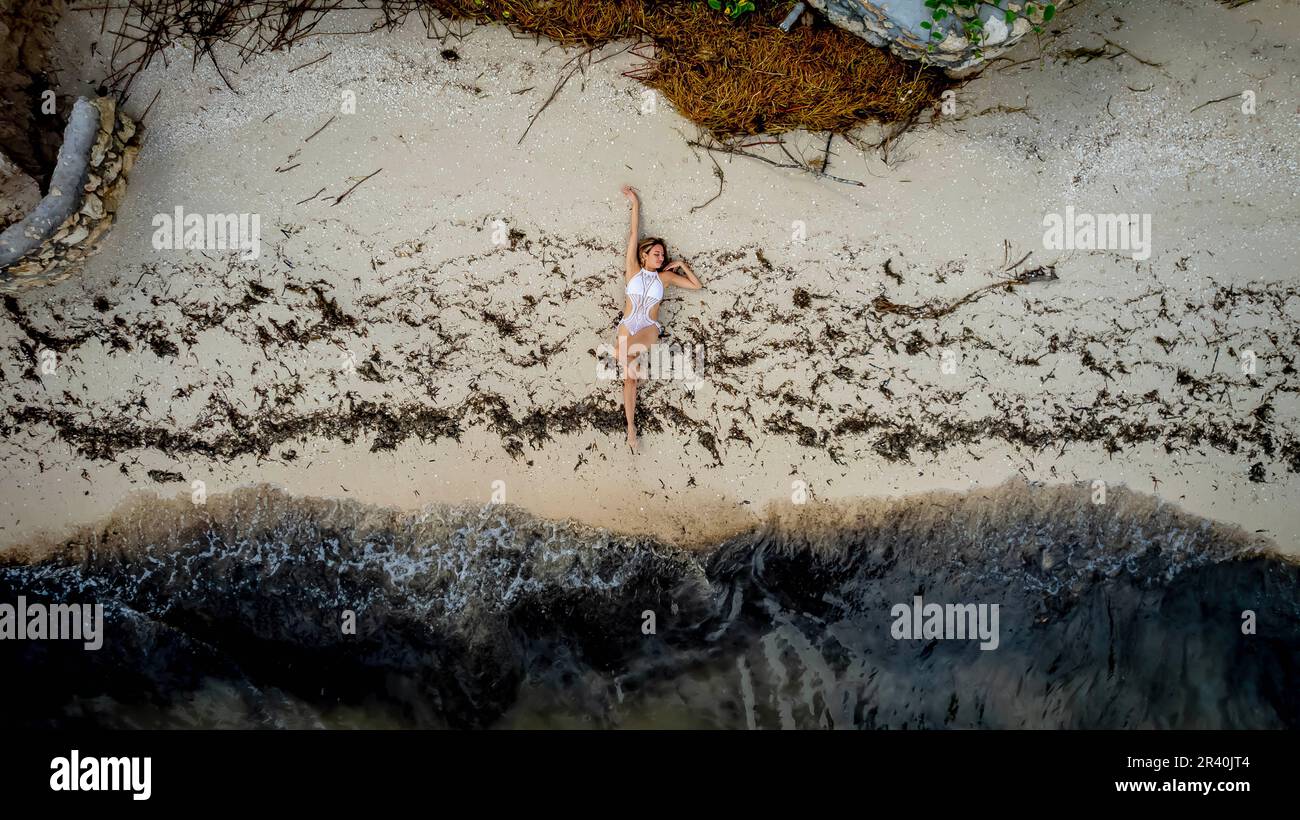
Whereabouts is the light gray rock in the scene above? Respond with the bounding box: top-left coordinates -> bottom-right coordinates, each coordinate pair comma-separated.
80,192 -> 104,220
983,14 -> 1009,46
59,223 -> 89,246
804,0 -> 1070,73
0,96 -> 99,268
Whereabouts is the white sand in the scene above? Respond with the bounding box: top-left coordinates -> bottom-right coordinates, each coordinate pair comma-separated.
1,0 -> 1297,552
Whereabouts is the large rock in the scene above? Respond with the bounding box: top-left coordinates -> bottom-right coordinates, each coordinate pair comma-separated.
1,95 -> 142,290
806,0 -> 1068,74
0,96 -> 99,269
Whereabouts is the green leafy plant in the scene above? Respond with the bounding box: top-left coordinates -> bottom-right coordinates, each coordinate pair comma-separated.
920,1 -> 1056,57
706,0 -> 757,21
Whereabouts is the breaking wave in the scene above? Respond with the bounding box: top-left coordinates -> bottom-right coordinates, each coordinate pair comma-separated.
1,480 -> 1296,728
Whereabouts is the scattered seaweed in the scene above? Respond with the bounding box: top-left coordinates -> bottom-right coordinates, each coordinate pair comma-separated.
0,230 -> 1295,485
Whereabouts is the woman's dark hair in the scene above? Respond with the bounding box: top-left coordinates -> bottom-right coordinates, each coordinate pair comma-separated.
637,237 -> 667,271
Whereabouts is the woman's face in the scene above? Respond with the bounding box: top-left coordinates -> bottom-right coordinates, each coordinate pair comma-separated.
642,243 -> 665,271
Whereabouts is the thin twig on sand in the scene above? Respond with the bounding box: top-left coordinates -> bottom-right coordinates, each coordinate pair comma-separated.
818,131 -> 833,174
1101,38 -> 1166,70
1189,94 -> 1241,114
518,45 -> 598,145
690,152 -> 725,214
331,168 -> 383,207
295,187 -> 327,205
688,136 -> 865,187
305,115 -> 337,143
288,51 -> 331,73
140,88 -> 162,122
874,266 -> 1058,320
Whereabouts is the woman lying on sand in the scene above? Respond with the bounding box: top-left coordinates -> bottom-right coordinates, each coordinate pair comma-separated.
618,185 -> 702,453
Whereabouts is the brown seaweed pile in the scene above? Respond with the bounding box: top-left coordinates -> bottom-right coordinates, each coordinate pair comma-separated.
91,0 -> 945,139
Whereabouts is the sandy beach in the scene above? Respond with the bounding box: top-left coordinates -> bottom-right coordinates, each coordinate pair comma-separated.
2,0 -> 1298,555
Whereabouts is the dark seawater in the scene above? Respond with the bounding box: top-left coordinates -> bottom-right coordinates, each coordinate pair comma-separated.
1,482 -> 1296,729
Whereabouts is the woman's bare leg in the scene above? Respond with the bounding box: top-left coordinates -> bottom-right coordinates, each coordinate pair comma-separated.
617,325 -> 658,453
623,374 -> 639,451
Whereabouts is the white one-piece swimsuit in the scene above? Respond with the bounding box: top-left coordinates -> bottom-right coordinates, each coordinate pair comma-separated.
621,268 -> 663,335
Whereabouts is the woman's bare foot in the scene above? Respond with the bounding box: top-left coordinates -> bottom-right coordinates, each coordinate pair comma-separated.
626,425 -> 639,453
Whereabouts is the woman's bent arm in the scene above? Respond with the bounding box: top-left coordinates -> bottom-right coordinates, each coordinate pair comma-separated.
663,259 -> 702,290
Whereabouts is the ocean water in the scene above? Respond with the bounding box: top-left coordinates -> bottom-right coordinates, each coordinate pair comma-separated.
1,481 -> 1296,729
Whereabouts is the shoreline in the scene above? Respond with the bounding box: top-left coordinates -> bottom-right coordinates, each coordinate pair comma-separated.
7,474 -> 1294,731
2,433 -> 1293,555
5,472 -> 1283,564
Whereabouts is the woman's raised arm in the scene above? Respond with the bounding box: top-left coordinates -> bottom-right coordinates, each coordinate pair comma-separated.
621,185 -> 640,278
